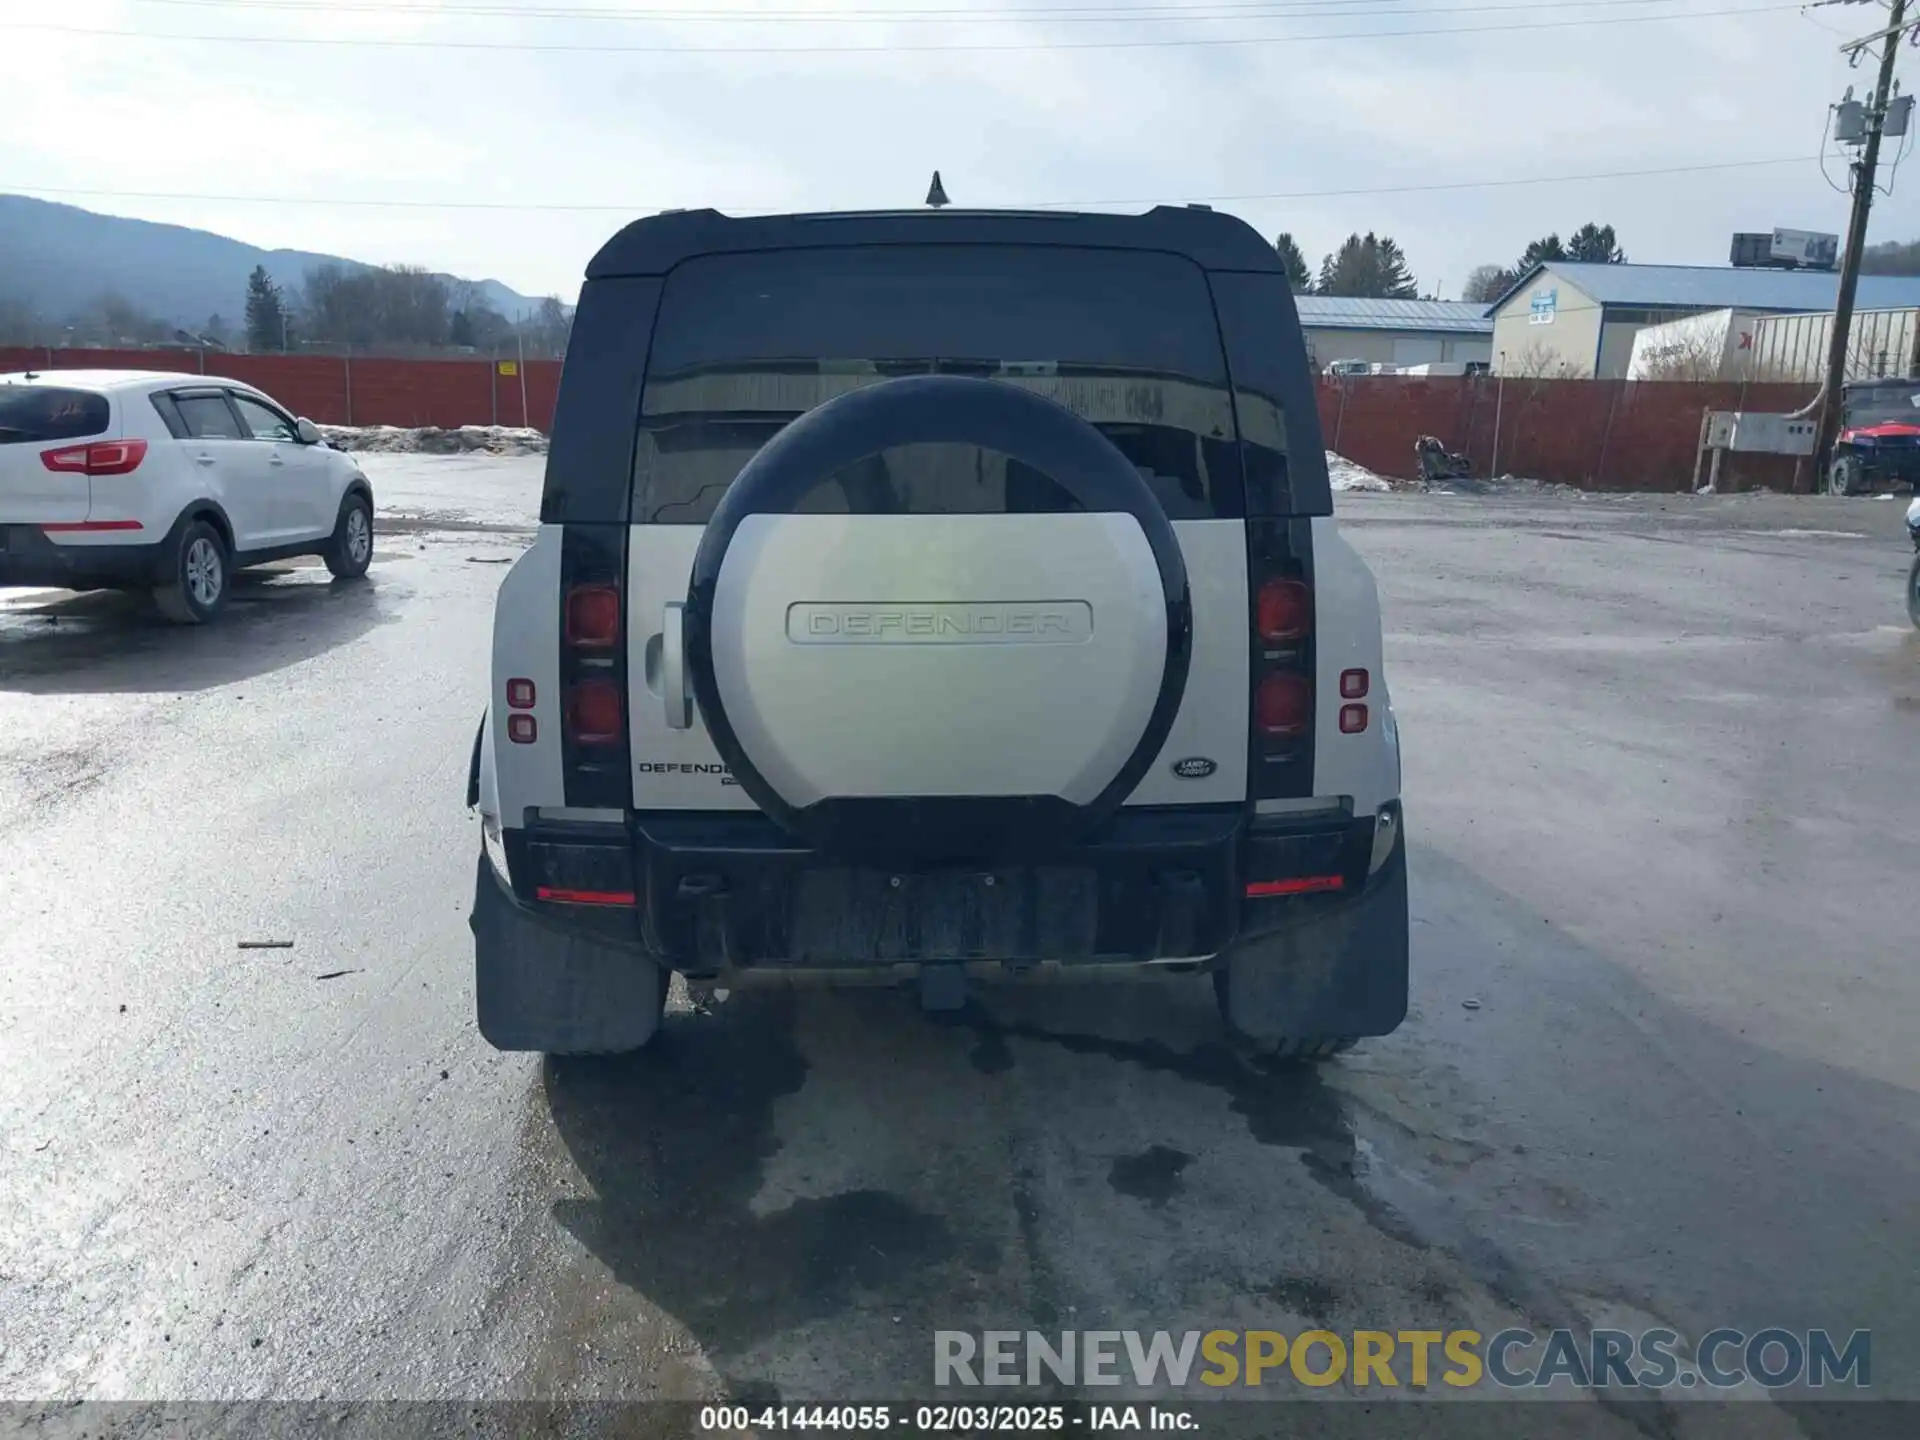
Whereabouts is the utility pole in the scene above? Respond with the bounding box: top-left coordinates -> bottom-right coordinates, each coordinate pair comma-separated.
1813,0 -> 1908,491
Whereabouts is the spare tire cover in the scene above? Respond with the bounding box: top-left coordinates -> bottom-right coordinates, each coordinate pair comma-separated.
684,374 -> 1191,865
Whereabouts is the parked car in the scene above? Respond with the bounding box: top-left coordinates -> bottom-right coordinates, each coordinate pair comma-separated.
0,370 -> 375,622
468,205 -> 1408,1060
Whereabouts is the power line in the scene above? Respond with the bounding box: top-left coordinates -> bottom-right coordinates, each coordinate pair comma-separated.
120,0 -> 1768,22
4,4 -> 1803,51
2,156 -> 1819,216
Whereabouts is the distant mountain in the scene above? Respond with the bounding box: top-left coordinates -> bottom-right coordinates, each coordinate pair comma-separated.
0,194 -> 544,332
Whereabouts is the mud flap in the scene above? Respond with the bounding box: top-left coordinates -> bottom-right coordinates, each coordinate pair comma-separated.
1216,836 -> 1409,1042
469,853 -> 666,1054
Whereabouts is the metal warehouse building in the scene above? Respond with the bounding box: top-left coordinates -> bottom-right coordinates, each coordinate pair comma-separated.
1294,297 -> 1494,372
1488,262 -> 1920,378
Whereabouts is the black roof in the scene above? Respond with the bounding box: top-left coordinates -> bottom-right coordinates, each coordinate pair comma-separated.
584,206 -> 1283,278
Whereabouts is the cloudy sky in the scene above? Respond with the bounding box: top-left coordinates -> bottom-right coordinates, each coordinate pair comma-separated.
3,0 -> 1918,302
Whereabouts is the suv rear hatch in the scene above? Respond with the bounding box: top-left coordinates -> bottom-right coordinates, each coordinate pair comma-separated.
617,244 -> 1257,846
0,381 -> 114,526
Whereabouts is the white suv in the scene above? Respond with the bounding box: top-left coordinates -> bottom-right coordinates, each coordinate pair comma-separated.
468,206 -> 1408,1060
0,370 -> 375,621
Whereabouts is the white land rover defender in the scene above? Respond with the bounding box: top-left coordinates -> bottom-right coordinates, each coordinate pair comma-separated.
468,205 -> 1407,1058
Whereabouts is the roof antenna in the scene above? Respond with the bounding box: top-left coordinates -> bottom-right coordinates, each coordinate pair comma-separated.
925,170 -> 950,209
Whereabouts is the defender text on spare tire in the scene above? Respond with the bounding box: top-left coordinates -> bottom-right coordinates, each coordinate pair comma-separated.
468,205 -> 1409,1058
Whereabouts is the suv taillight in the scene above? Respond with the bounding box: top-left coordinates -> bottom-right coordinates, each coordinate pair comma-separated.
1255,671 -> 1312,738
1255,578 -> 1311,642
556,529 -> 631,807
1246,522 -> 1315,799
566,679 -> 623,745
565,584 -> 621,648
41,439 -> 147,476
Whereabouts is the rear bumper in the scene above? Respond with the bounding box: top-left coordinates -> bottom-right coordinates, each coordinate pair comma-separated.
477,803 -> 1395,976
0,525 -> 163,589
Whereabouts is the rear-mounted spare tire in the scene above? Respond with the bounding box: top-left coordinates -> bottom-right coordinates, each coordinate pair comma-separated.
682,373 -> 1192,867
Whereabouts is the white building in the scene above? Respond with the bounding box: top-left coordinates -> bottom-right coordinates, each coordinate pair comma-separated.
1293,297 -> 1493,373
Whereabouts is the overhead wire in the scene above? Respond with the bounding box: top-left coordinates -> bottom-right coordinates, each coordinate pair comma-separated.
2,156 -> 1821,215
4,3 -> 1806,52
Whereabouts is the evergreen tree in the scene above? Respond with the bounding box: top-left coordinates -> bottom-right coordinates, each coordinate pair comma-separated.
1274,232 -> 1313,292
1566,222 -> 1627,264
244,266 -> 289,352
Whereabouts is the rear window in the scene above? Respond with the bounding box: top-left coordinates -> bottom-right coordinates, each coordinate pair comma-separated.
632,246 -> 1247,523
0,386 -> 109,445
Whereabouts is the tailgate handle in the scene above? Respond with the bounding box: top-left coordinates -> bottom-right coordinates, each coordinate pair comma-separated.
661,601 -> 692,729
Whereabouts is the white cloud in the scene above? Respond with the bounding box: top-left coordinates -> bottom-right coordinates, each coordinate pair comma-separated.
0,0 -> 1915,301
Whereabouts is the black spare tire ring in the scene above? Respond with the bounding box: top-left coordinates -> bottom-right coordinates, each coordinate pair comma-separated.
684,373 -> 1193,866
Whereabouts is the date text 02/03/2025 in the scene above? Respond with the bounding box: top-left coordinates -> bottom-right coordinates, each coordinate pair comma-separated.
697,1404 -> 1197,1432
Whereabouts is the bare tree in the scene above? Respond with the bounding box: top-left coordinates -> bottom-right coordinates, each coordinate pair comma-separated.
516,296 -> 575,359
1510,342 -> 1583,380
299,263 -> 453,349
1462,265 -> 1517,304
0,295 -> 55,346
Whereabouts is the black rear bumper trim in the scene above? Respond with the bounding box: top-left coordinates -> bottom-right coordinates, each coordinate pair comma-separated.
495,804 -> 1386,972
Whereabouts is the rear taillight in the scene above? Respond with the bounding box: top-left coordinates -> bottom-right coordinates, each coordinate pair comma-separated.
566,679 -> 623,745
556,528 -> 630,808
565,584 -> 621,648
1246,524 -> 1315,800
1256,578 -> 1312,642
1255,671 -> 1312,739
40,439 -> 148,476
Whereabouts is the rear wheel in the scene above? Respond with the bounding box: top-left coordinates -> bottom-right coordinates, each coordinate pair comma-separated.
323,493 -> 374,579
1907,552 -> 1920,629
153,520 -> 229,625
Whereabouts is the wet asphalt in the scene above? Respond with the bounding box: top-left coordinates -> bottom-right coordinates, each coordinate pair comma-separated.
0,460 -> 1915,1437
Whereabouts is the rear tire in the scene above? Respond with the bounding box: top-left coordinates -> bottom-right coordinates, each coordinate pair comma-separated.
323,492 -> 374,580
152,520 -> 230,625
1210,971 -> 1359,1062
1907,552 -> 1920,629
1828,455 -> 1862,497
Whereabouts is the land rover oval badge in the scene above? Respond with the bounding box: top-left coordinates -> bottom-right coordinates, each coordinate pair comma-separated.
1172,757 -> 1217,780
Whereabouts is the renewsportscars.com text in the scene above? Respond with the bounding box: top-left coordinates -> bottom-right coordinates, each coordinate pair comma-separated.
934,1328 -> 1871,1391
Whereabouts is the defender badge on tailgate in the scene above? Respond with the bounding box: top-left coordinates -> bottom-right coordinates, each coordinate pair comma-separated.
1172,757 -> 1217,779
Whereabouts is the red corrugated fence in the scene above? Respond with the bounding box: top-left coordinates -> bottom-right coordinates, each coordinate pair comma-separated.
1,347 -> 1823,492
0,346 -> 563,432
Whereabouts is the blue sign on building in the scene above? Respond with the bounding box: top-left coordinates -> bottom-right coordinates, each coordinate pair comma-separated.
1529,288 -> 1558,326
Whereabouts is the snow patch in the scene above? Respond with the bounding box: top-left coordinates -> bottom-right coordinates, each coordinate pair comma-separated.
1327,451 -> 1392,492
321,424 -> 548,457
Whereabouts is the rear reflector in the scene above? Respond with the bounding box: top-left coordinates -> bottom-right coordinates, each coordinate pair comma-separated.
566,679 -> 623,744
40,520 -> 144,533
1246,875 -> 1346,897
1255,578 -> 1312,643
1254,670 -> 1312,738
535,886 -> 636,907
1339,703 -> 1369,734
1340,668 -> 1370,699
40,439 -> 148,477
507,713 -> 537,744
565,585 -> 621,647
506,677 -> 536,709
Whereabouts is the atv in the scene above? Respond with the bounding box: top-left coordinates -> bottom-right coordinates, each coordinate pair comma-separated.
1826,379 -> 1920,496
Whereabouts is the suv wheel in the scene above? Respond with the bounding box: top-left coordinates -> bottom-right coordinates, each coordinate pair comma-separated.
153,520 -> 230,625
324,493 -> 374,579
